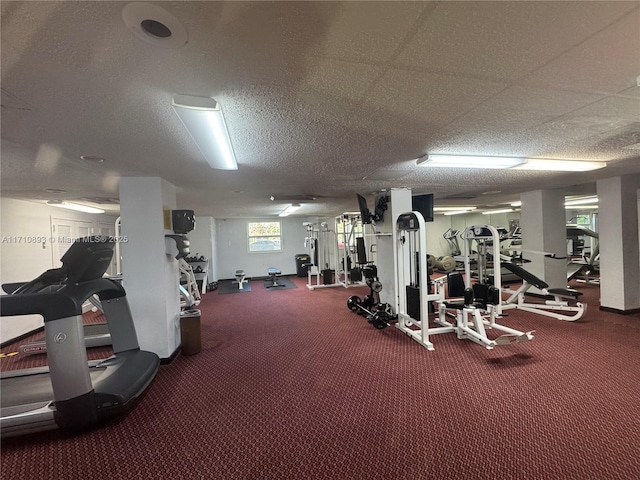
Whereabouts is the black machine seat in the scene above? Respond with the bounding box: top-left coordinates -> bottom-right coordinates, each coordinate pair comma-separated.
442,273 -> 474,310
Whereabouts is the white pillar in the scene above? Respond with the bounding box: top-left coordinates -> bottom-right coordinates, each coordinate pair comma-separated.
119,177 -> 180,359
376,188 -> 412,311
520,189 -> 566,291
190,216 -> 217,284
597,175 -> 640,313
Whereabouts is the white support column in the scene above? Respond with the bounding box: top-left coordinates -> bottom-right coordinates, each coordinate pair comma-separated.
520,189 -> 566,291
119,177 -> 181,358
190,216 -> 216,284
597,175 -> 640,313
376,188 -> 412,312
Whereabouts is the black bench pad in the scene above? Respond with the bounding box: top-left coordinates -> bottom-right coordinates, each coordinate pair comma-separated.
547,288 -> 583,298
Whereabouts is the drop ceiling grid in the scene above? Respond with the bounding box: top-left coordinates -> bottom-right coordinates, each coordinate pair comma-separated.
393,1 -> 638,83
303,1 -> 432,64
522,7 -> 640,94
420,86 -> 609,156
349,68 -> 508,143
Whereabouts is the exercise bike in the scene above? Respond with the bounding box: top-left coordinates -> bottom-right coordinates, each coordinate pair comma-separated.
346,264 -> 396,329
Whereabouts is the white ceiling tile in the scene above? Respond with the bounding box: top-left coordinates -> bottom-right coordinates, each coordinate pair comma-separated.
396,1 -> 639,81
524,8 -> 640,94
307,2 -> 432,63
353,68 -> 506,136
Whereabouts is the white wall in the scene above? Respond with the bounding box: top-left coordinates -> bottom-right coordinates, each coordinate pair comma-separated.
0,197 -> 118,343
216,217 -> 308,279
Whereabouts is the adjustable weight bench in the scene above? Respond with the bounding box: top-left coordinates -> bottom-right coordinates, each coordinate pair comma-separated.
501,262 -> 586,321
266,268 -> 285,289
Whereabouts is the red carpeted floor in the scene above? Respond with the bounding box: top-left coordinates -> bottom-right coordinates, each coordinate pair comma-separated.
1,276 -> 639,479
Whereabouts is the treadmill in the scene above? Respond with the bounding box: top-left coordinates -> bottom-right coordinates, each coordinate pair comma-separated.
1,236 -> 160,438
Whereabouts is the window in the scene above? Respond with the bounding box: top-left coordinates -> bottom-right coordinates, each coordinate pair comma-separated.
248,221 -> 282,252
574,214 -> 591,226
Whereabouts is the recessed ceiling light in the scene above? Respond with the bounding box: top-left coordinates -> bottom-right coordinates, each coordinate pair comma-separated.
80,155 -> 104,163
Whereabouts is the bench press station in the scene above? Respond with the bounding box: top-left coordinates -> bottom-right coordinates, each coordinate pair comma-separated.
265,267 -> 285,288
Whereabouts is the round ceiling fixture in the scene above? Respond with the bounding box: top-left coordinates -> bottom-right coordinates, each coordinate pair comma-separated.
122,2 -> 188,48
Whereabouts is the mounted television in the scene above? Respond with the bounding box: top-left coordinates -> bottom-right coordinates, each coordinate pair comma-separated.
356,194 -> 373,224
412,194 -> 434,222
172,209 -> 196,234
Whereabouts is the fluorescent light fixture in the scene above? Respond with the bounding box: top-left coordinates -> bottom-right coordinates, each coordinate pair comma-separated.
482,208 -> 514,215
417,154 -> 525,169
47,201 -> 105,214
172,94 -> 238,170
564,196 -> 598,206
510,201 -> 522,207
516,159 -> 606,172
434,206 -> 477,212
279,204 -> 301,217
566,205 -> 598,210
443,210 -> 475,216
271,195 -> 316,202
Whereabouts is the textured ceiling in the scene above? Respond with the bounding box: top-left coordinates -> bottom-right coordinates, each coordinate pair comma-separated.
1,1 -> 639,218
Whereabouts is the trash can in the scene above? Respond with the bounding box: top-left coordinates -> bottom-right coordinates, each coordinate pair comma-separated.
180,309 -> 201,355
295,254 -> 311,277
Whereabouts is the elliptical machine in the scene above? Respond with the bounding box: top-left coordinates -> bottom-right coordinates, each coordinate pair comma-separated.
346,264 -> 396,329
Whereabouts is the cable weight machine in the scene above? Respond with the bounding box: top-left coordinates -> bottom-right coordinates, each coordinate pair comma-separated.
395,212 -> 455,350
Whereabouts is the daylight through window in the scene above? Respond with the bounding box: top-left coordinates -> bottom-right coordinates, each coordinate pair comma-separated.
248,221 -> 282,252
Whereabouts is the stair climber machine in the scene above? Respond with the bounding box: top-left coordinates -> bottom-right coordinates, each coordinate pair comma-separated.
0,236 -> 160,438
346,264 -> 397,329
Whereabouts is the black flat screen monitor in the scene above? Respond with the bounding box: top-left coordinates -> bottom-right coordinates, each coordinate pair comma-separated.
412,194 -> 434,222
172,210 -> 196,234
356,194 -> 372,224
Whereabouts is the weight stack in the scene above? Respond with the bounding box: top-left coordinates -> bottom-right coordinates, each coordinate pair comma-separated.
322,269 -> 334,285
406,285 -> 434,320
406,285 -> 421,321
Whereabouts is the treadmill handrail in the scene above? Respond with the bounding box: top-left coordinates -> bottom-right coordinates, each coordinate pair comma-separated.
0,278 -> 125,321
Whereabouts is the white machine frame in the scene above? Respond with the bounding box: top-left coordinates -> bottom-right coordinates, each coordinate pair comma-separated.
335,213 -> 371,288
395,216 -> 534,351
179,259 -> 201,307
305,222 -> 341,290
500,263 -> 586,321
395,212 -> 455,350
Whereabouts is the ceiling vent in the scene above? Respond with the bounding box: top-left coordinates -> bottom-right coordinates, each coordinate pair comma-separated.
122,2 -> 188,48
